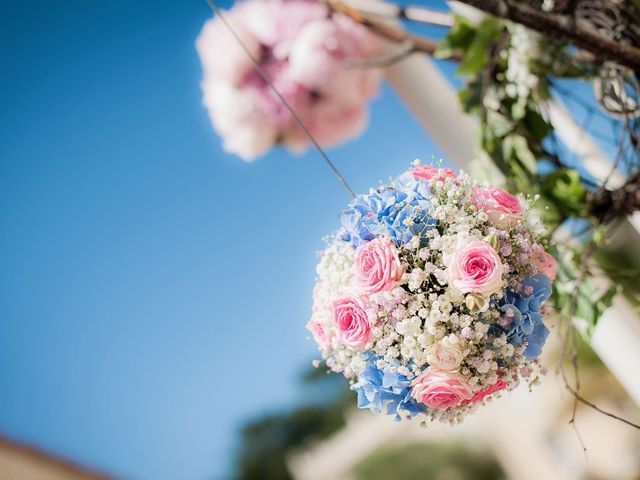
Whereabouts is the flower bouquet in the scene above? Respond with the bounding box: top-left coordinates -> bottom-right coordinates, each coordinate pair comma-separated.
308,163 -> 557,423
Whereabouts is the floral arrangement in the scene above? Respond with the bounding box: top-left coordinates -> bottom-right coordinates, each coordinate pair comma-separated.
307,163 -> 557,423
196,0 -> 384,161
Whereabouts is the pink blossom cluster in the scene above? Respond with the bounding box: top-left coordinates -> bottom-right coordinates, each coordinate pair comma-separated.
196,0 -> 384,160
308,163 -> 557,423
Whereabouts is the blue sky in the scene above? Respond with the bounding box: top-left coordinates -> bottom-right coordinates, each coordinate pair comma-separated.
0,1 -> 454,478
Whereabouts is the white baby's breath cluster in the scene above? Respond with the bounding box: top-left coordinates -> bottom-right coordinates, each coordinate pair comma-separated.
504,25 -> 540,99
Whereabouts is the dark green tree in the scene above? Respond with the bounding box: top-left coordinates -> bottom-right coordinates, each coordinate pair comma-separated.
233,366 -> 355,480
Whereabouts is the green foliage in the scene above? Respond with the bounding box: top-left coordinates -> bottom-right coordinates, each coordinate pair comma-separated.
235,404 -> 347,480
436,15 -> 505,75
523,107 -> 552,138
541,169 -> 588,216
435,15 -> 476,60
352,442 -> 505,480
577,282 -> 617,339
593,243 -> 640,314
552,244 -> 619,340
438,16 -> 560,197
458,19 -> 503,75
233,366 -> 355,480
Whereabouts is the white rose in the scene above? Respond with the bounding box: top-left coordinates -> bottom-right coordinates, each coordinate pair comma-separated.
427,335 -> 465,371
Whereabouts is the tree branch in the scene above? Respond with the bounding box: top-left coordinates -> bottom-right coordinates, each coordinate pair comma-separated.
589,168 -> 640,222
325,0 -> 463,61
456,0 -> 640,72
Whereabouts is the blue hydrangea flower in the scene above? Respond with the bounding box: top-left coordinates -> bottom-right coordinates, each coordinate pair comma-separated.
351,352 -> 426,421
340,185 -> 433,247
392,170 -> 432,199
497,274 -> 552,360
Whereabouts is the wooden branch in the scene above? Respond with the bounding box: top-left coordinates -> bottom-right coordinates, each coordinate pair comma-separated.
325,0 -> 463,61
589,169 -> 640,222
335,1 -> 454,27
456,0 -> 640,72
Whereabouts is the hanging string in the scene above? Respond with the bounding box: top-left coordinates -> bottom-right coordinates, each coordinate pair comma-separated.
205,0 -> 356,198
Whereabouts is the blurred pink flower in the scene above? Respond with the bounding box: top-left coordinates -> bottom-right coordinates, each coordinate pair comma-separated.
471,186 -> 524,228
196,0 -> 384,161
411,165 -> 456,181
531,245 -> 557,281
306,317 -> 330,348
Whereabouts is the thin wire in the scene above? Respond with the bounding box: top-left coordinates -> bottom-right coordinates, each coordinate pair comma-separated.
205,0 -> 356,198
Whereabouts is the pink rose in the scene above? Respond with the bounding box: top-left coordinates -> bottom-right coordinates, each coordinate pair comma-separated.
471,187 -> 523,228
332,296 -> 371,349
531,246 -> 557,281
411,369 -> 472,410
446,240 -> 504,296
306,317 -> 330,348
411,165 -> 456,181
354,237 -> 403,294
466,379 -> 507,405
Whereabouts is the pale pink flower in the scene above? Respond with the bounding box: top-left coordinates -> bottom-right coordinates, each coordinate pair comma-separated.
195,14 -> 260,84
531,245 -> 557,281
301,103 -> 368,148
201,81 -> 276,160
411,369 -> 472,410
332,296 -> 371,349
196,0 -> 384,161
306,317 -> 330,348
411,165 -> 456,181
239,0 -> 326,54
353,237 -> 403,294
288,19 -> 382,105
446,240 -> 504,296
471,187 -> 523,228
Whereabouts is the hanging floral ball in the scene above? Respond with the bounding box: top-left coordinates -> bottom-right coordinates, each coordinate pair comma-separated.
308,162 -> 556,423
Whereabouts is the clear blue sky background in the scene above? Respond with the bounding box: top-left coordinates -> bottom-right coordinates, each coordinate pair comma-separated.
0,1 -> 457,478
0,0 -> 614,478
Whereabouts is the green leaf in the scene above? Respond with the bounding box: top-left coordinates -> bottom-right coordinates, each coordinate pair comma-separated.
585,285 -> 618,339
511,96 -> 528,121
458,80 -> 483,113
523,107 -> 552,140
511,134 -> 537,174
576,291 -> 596,326
501,134 -> 514,160
487,110 -> 513,137
535,195 -> 564,229
542,169 -> 588,216
456,18 -> 503,75
434,15 -> 476,59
